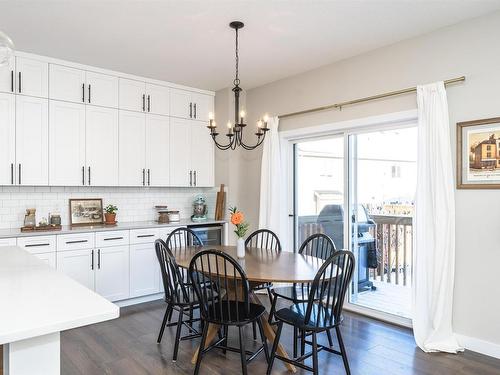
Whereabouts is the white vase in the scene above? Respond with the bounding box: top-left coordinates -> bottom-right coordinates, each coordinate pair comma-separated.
237,237 -> 245,258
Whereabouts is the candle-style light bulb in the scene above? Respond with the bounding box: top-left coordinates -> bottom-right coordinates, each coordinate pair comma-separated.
263,114 -> 269,122
257,120 -> 263,128
227,121 -> 233,135
208,112 -> 214,120
239,110 -> 246,124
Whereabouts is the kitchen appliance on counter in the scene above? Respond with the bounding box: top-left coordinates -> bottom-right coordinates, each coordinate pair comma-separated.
188,223 -> 224,246
191,195 -> 208,222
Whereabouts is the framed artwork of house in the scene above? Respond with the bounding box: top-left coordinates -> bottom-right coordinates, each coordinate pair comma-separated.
457,117 -> 500,189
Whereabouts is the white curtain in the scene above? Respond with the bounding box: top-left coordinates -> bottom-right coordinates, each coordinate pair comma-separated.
413,82 -> 463,353
258,116 -> 288,249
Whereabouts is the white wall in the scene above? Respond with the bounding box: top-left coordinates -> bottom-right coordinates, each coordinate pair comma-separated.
215,11 -> 500,351
0,187 -> 217,229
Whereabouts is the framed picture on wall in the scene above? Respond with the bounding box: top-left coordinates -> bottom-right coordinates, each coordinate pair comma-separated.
69,198 -> 104,226
457,117 -> 500,189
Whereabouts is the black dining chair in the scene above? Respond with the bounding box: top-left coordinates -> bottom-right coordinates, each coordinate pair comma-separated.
268,233 -> 337,355
162,227 -> 204,325
266,250 -> 355,375
155,239 -> 205,361
189,249 -> 270,375
245,229 -> 281,339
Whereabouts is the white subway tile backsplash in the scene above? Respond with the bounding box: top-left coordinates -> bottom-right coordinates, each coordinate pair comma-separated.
0,186 -> 218,229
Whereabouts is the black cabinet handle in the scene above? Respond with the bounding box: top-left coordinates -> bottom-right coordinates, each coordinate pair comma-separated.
66,240 -> 88,244
88,166 -> 91,185
18,72 -> 21,93
142,94 -> 145,112
189,170 -> 192,186
194,103 -> 197,119
91,250 -> 94,270
147,169 -> 150,186
18,164 -> 21,185
82,84 -> 85,102
103,237 -> 123,241
97,249 -> 101,269
82,166 -> 85,185
194,170 -> 197,186
88,84 -> 91,103
142,168 -> 145,186
147,95 -> 150,112
25,243 -> 50,247
10,163 -> 13,185
189,102 -> 192,118
137,234 -> 155,238
11,70 -> 14,93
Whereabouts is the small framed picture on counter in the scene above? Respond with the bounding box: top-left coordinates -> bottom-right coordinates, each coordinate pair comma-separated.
69,198 -> 104,226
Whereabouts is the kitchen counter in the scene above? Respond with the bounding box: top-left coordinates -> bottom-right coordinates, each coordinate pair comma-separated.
1,246 -> 119,374
0,219 -> 227,239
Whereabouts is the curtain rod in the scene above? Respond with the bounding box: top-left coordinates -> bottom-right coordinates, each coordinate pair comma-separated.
278,76 -> 465,119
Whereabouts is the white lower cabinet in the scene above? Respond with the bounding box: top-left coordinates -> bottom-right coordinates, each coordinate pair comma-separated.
35,252 -> 56,268
95,245 -> 130,302
57,249 -> 95,290
130,243 -> 160,297
0,238 -> 16,247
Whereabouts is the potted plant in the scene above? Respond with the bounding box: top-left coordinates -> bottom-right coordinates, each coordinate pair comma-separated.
229,206 -> 249,258
104,204 -> 118,225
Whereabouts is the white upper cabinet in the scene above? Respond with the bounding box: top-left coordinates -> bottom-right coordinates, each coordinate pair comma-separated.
145,83 -> 169,116
190,121 -> 214,187
86,71 -> 119,108
170,89 -> 214,121
146,114 -> 170,186
192,92 -> 214,122
169,117 -> 191,186
0,93 -> 15,185
15,95 -> 48,185
119,110 -> 146,186
49,65 -> 86,104
170,88 -> 192,119
16,57 -> 48,98
119,78 -> 146,113
86,106 -> 119,186
0,56 -> 15,94
49,100 -> 86,186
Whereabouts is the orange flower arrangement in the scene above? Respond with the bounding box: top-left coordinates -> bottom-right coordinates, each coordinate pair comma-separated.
229,206 -> 249,238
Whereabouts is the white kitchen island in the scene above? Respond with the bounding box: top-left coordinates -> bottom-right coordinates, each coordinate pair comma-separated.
0,246 -> 119,375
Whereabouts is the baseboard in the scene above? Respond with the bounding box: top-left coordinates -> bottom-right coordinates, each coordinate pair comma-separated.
115,293 -> 164,308
457,334 -> 500,359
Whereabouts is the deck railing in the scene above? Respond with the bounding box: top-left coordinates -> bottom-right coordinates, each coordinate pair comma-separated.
297,214 -> 413,287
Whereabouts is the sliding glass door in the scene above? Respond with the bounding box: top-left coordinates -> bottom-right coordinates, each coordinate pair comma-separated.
293,124 -> 417,322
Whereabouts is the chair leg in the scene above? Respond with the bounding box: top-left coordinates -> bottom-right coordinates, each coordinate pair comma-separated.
266,321 -> 283,375
167,303 -> 174,322
256,318 -> 270,363
222,325 -> 228,355
293,326 -> 298,358
266,286 -> 274,306
326,328 -> 334,347
300,329 -> 306,356
194,321 -> 209,375
157,304 -> 172,343
172,307 -> 184,362
238,326 -> 248,375
312,332 -> 319,375
336,326 -> 351,375
188,306 -> 194,333
252,321 -> 257,340
268,294 -> 277,325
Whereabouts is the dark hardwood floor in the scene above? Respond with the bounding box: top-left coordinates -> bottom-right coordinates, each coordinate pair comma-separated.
57,299 -> 500,375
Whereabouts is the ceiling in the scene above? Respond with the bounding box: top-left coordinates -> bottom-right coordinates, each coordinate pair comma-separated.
1,0 -> 499,91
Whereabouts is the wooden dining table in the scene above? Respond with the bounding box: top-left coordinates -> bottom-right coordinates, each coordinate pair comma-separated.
174,245 -> 327,373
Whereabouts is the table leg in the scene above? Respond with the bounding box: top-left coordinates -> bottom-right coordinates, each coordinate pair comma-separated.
249,288 -> 297,373
191,323 -> 220,365
3,332 -> 60,375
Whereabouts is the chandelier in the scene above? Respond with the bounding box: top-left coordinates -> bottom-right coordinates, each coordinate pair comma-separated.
207,21 -> 269,150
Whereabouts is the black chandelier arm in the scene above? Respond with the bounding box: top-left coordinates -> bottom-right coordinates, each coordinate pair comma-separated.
234,126 -> 266,150
211,133 -> 235,150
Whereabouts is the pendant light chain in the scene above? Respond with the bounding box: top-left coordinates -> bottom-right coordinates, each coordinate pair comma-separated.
234,28 -> 240,86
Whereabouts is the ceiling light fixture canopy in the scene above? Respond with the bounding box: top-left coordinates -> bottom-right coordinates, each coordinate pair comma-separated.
207,21 -> 269,150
